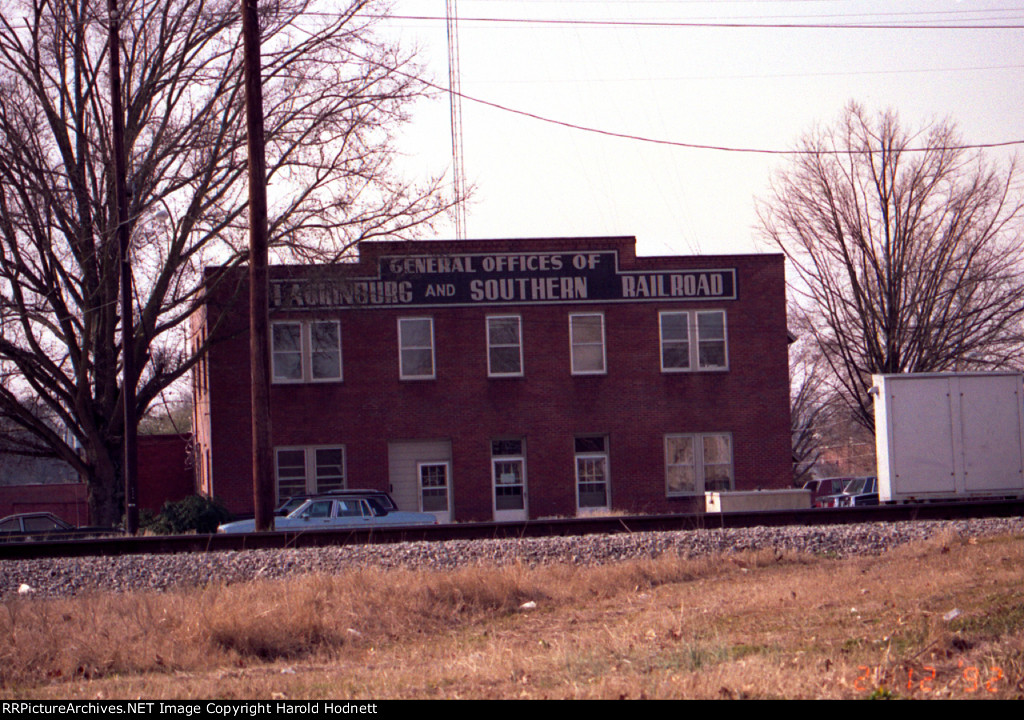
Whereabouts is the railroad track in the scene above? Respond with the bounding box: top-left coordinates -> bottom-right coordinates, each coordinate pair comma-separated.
2,498 -> 1022,561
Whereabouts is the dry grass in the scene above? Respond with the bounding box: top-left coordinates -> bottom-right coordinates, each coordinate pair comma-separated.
2,530 -> 1023,699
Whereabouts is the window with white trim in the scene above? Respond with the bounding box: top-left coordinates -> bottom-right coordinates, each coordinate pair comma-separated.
398,317 -> 435,379
271,320 -> 342,383
487,316 -> 523,377
274,446 -> 347,503
570,313 -> 605,375
272,322 -> 303,381
659,310 -> 728,372
659,312 -> 690,371
665,433 -> 733,496
696,311 -> 728,370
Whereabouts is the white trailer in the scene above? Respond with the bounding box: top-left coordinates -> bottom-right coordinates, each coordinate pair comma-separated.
872,372 -> 1024,503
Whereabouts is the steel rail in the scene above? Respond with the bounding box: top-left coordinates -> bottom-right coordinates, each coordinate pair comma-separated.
1,499 -> 1022,561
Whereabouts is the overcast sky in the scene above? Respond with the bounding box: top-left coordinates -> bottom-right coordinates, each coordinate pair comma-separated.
381,0 -> 1024,258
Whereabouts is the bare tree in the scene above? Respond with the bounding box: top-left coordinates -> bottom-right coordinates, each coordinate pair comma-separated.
789,329 -> 832,485
0,0 -> 455,524
760,103 -> 1024,432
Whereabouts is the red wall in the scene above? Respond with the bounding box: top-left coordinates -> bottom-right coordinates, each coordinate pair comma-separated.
198,238 -> 791,519
138,434 -> 196,512
0,435 -> 194,526
0,483 -> 89,526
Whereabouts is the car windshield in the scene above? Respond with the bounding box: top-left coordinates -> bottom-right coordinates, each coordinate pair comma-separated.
277,497 -> 307,515
844,477 -> 875,494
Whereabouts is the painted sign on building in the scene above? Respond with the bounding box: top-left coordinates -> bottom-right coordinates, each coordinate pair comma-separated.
271,251 -> 737,310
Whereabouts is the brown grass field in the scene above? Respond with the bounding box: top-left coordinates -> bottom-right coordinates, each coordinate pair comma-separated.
2,528 -> 1023,700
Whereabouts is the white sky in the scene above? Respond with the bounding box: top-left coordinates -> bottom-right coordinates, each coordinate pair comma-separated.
382,0 -> 1024,257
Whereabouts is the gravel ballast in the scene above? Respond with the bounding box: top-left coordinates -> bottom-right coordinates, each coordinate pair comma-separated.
3,517 -> 1023,599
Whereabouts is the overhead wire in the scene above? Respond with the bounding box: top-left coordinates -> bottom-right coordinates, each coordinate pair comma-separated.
361,4 -> 1024,154
380,13 -> 1024,31
408,72 -> 1024,155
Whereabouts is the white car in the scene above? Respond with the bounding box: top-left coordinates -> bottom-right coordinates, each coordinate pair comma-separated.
217,495 -> 437,533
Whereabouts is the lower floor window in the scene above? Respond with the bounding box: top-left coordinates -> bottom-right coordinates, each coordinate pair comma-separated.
665,433 -> 733,495
275,446 -> 346,502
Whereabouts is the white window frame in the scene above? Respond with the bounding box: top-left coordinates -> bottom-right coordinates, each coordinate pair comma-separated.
271,321 -> 303,383
664,433 -> 733,497
274,445 -> 347,503
487,315 -> 523,377
659,310 -> 728,372
398,317 -> 436,380
271,320 -> 342,384
659,311 -> 691,372
569,313 -> 606,375
696,310 -> 728,371
418,460 -> 451,517
309,321 -> 343,381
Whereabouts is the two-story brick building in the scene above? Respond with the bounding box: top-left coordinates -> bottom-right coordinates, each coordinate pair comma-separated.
192,236 -> 791,521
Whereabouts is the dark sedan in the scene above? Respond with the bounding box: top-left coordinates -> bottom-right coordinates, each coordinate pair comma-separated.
0,512 -> 113,541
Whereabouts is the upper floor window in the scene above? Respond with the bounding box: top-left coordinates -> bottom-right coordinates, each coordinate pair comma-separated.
659,312 -> 690,371
272,320 -> 341,383
696,310 -> 728,370
659,310 -> 728,372
399,317 -> 435,379
487,315 -> 523,377
570,313 -> 605,375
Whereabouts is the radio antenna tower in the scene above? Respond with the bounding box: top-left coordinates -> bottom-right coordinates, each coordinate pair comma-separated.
446,0 -> 467,239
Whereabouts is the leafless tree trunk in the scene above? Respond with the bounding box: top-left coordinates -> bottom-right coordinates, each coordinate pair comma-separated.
0,0 -> 456,525
790,334 -> 833,485
760,103 -> 1024,432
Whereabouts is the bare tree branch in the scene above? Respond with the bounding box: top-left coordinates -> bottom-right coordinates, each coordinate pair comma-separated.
0,0 -> 458,524
760,103 -> 1024,432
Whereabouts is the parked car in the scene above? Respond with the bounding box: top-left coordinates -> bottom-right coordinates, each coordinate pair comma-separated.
803,477 -> 855,507
0,512 -> 113,541
837,476 -> 879,506
814,476 -> 879,508
274,488 -> 398,516
218,493 -> 437,533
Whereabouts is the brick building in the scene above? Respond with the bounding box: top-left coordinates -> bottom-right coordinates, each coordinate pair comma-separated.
192,236 -> 791,521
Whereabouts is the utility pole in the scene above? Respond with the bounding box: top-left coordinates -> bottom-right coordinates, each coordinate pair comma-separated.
107,0 -> 138,534
446,0 -> 467,238
242,0 -> 275,531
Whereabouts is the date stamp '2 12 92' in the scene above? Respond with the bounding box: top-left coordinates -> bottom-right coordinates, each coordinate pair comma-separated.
854,661 -> 1006,695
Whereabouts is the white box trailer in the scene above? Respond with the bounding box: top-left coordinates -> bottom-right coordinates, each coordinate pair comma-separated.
872,372 -> 1024,503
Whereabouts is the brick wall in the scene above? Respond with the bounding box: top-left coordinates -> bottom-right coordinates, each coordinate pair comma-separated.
196,237 -> 791,519
138,434 -> 196,512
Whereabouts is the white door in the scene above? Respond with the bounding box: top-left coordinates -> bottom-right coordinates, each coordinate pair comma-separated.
493,457 -> 527,522
575,436 -> 609,515
418,461 -> 451,523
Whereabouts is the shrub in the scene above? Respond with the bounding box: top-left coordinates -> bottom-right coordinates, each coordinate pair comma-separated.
142,494 -> 232,535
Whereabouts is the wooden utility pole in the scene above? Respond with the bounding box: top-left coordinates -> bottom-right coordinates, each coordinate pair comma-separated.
242,0 -> 275,531
107,0 -> 138,534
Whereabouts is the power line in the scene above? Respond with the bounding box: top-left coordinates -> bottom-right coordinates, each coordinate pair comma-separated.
472,63 -> 1024,85
382,13 -> 1024,30
413,74 -> 1024,155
